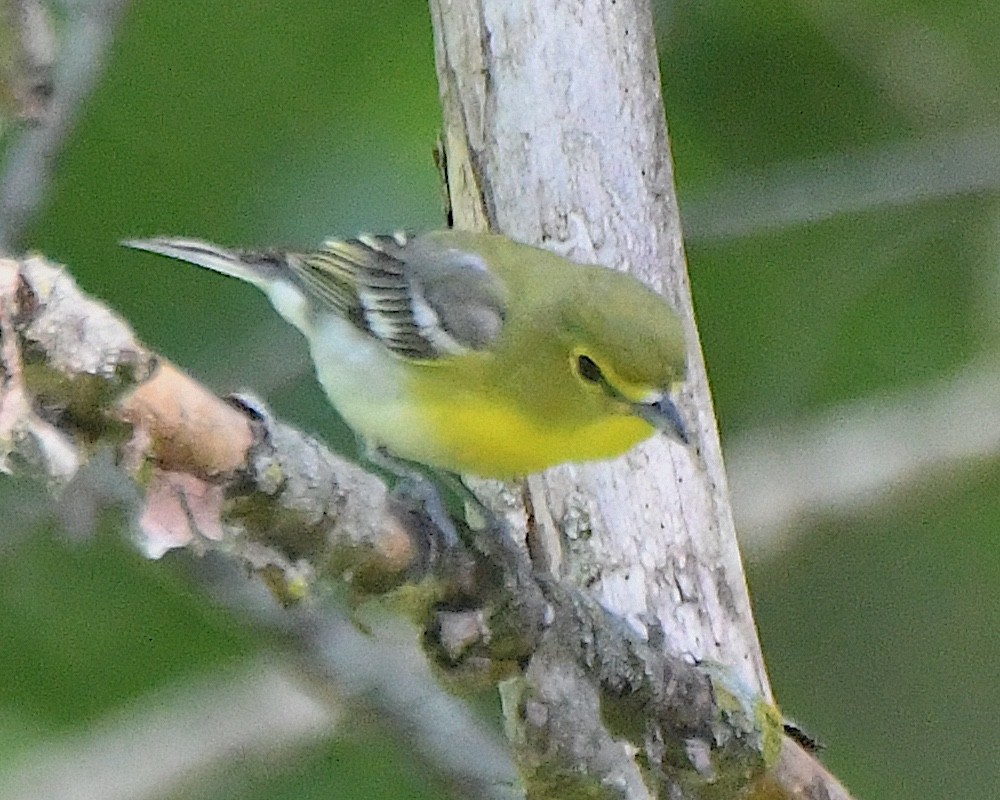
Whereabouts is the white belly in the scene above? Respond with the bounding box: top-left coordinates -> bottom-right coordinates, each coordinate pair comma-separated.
307,315 -> 428,458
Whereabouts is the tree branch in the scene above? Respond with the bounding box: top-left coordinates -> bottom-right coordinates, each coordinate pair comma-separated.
0,0 -> 129,252
0,248 -> 822,798
729,360 -> 1000,554
430,0 -> 855,797
0,254 -> 411,588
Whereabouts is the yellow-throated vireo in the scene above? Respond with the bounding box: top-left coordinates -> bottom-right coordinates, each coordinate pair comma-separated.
126,230 -> 688,478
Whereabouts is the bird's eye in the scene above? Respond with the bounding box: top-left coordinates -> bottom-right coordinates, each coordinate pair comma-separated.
575,354 -> 604,384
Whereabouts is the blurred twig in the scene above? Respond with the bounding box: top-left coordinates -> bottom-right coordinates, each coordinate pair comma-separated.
1,0 -> 56,125
198,558 -> 522,800
729,359 -> 1000,555
0,557 -> 522,800
0,659 -> 334,800
682,125 -> 1000,242
802,0 -> 992,124
0,0 -> 129,253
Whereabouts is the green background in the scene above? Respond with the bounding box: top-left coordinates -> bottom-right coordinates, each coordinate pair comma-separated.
2,1 -> 998,798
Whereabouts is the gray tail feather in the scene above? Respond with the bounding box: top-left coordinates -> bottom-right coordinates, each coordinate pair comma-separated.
123,237 -> 290,286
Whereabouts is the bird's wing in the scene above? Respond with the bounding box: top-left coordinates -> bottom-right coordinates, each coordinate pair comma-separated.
294,233 -> 507,361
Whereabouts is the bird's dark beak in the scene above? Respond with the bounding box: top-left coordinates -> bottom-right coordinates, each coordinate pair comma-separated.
635,392 -> 688,445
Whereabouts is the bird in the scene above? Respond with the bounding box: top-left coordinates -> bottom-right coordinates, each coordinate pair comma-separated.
125,229 -> 689,479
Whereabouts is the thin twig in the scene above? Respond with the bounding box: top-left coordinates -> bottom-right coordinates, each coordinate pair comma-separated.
0,0 -> 130,252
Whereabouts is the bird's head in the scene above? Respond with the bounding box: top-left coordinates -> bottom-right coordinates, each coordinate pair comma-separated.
557,265 -> 689,445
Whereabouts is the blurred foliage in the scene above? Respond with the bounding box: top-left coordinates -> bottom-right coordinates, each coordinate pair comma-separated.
1,0 -> 999,798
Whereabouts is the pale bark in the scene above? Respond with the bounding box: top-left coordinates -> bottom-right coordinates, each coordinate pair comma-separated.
430,1 -> 855,797
432,0 -> 767,693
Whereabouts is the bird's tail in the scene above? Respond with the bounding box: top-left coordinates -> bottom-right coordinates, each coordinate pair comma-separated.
125,236 -> 316,333
123,237 -> 288,288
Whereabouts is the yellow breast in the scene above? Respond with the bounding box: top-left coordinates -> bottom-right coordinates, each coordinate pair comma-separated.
412,397 -> 656,478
